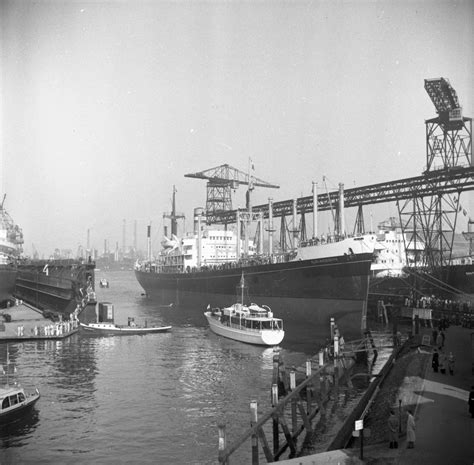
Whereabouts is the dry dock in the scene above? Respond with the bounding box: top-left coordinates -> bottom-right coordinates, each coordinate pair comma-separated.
0,301 -> 79,341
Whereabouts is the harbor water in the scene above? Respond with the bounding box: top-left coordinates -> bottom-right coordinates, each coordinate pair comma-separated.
0,271 -> 316,464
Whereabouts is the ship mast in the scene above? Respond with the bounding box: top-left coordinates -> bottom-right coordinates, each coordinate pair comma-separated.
163,186 -> 185,237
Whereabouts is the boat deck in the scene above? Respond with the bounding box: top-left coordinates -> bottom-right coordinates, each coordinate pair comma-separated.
0,302 -> 79,341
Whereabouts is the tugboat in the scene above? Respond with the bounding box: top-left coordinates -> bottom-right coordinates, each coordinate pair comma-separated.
0,348 -> 40,422
79,302 -> 171,336
204,274 -> 284,346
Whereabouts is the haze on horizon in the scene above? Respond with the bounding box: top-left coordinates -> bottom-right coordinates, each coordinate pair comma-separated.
1,0 -> 473,258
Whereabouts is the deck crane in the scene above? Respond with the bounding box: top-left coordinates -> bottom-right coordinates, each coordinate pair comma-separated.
184,163 -> 279,224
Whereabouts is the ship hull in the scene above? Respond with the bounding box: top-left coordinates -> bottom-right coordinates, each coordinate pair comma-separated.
14,260 -> 95,316
135,253 -> 373,346
0,266 -> 17,305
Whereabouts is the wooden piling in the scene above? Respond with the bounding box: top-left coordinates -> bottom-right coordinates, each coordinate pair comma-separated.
305,359 -> 312,412
218,424 -> 228,465
290,370 -> 297,433
271,383 -> 279,455
250,400 -> 259,464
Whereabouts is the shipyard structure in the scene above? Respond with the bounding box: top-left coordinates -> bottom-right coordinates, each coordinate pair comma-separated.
135,78 -> 473,345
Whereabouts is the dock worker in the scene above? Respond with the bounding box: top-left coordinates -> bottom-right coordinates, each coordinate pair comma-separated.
406,409 -> 416,449
339,335 -> 345,353
387,409 -> 399,448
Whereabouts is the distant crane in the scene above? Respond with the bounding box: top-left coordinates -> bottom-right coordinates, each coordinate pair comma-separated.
184,163 -> 279,224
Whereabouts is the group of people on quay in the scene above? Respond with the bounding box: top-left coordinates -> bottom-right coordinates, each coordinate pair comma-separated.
431,324 -> 456,375
402,294 -> 473,328
387,408 -> 417,450
16,313 -> 79,338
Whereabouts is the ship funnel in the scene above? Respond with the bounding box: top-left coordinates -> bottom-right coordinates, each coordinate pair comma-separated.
194,207 -> 204,235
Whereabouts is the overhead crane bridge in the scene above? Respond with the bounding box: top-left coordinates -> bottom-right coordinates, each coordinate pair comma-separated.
186,78 -> 472,272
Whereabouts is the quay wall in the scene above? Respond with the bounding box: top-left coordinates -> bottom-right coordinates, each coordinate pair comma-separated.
326,337 -> 410,451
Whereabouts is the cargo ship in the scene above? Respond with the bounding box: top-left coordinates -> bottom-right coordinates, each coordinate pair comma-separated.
135,191 -> 376,345
0,197 -> 23,306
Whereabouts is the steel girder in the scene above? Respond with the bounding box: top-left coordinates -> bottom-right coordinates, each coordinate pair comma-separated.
207,166 -> 474,225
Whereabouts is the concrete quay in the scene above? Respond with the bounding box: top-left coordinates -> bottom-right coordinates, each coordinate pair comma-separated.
0,301 -> 79,341
279,324 -> 474,465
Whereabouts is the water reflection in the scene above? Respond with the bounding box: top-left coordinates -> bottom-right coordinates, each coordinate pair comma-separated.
0,408 -> 39,446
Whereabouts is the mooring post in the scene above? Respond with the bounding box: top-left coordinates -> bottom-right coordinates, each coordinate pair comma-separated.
334,335 -> 339,407
218,424 -> 228,465
290,370 -> 297,433
398,399 -> 402,434
272,354 -> 280,397
271,383 -> 279,456
250,400 -> 259,465
319,365 -> 327,427
306,359 -> 312,412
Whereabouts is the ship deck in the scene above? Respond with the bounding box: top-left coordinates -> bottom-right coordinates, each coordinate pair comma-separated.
0,302 -> 78,341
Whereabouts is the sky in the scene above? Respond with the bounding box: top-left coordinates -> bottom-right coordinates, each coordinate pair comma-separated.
1,0 -> 473,257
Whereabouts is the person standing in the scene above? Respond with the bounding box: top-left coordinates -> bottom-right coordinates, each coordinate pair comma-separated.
406,409 -> 416,448
432,349 -> 439,373
439,354 -> 447,374
436,332 -> 443,350
469,386 -> 474,418
448,352 -> 455,375
387,409 -> 399,448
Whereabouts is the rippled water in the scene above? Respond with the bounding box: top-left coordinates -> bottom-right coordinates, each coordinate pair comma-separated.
0,271 -> 313,464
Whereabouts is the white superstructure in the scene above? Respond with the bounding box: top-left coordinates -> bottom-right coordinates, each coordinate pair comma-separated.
0,202 -> 23,265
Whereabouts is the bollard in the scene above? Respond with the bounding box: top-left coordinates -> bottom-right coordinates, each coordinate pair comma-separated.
218,424 -> 227,465
250,400 -> 259,464
271,384 -> 279,455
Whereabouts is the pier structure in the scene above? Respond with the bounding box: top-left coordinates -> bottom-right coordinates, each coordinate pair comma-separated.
216,328 -> 401,464
187,78 -> 472,276
0,301 -> 80,341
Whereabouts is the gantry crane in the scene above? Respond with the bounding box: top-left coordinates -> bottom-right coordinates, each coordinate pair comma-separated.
184,163 -> 279,224
398,77 -> 472,272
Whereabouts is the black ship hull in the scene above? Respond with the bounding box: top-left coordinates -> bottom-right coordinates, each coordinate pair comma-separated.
14,260 -> 95,316
135,252 -> 373,346
0,266 -> 17,306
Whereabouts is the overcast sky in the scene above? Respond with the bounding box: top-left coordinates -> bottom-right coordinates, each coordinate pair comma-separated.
1,0 -> 473,257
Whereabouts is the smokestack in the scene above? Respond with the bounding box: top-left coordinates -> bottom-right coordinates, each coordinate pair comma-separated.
147,224 -> 152,261
122,219 -> 126,254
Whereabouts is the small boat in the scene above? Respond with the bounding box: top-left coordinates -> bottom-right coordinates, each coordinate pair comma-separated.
204,274 -> 284,346
0,385 -> 40,422
99,278 -> 109,288
0,349 -> 40,422
80,303 -> 171,335
80,321 -> 172,335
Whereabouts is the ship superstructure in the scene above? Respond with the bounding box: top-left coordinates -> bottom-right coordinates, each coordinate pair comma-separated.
0,196 -> 23,305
